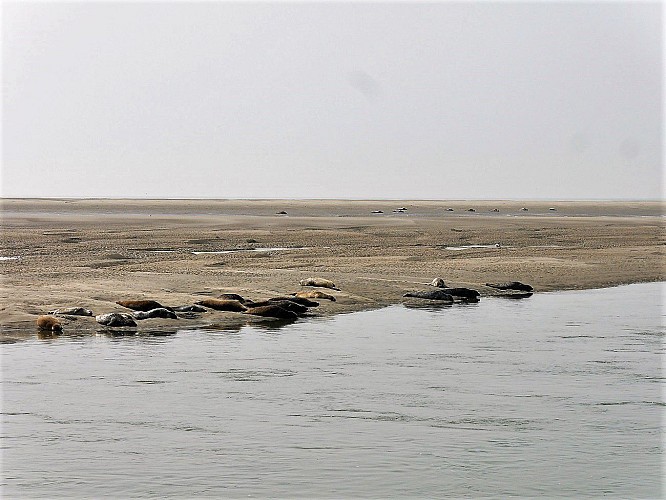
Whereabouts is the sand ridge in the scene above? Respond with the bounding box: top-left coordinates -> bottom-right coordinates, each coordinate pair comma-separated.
1,199 -> 663,336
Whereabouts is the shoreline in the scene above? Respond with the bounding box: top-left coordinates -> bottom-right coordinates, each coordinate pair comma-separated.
1,199 -> 663,337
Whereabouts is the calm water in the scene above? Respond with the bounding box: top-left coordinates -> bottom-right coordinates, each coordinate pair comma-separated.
2,283 -> 664,498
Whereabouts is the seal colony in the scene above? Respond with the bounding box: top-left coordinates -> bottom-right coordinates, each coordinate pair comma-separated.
33,276 -> 534,334
6,198 -> 661,336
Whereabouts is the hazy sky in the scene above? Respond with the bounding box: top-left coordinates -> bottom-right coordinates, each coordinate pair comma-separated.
2,1 -> 662,199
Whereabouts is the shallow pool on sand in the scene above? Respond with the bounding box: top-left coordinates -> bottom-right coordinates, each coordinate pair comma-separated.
2,282 -> 663,498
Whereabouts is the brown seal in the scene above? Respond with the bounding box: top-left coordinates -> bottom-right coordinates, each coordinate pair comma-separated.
244,305 -> 298,320
299,277 -> 340,290
195,299 -> 247,312
117,300 -> 173,312
36,315 -> 63,332
292,290 -> 337,302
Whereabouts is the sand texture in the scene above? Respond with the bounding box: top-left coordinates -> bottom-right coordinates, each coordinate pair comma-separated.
1,199 -> 663,335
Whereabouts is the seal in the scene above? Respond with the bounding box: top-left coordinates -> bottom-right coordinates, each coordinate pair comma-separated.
244,305 -> 298,320
244,300 -> 308,315
430,277 -> 446,288
132,308 -> 178,320
219,293 -> 246,303
48,307 -> 93,316
195,299 -> 247,312
299,277 -> 340,291
96,313 -> 137,327
292,290 -> 337,302
486,281 -> 533,292
403,290 -> 454,301
440,287 -> 481,301
36,315 -> 63,332
116,300 -> 173,312
268,296 -> 319,307
172,305 -> 208,313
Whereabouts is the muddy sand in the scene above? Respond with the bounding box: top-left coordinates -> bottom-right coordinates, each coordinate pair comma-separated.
1,199 -> 663,336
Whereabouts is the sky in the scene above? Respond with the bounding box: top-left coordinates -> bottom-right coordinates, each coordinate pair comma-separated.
2,1 -> 663,200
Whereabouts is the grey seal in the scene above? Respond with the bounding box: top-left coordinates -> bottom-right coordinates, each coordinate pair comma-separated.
96,313 -> 137,327
172,305 -> 207,313
117,300 -> 173,312
268,296 -> 319,307
403,290 -> 454,301
244,305 -> 298,320
430,277 -> 446,288
132,308 -> 178,320
219,293 -> 246,303
244,300 -> 308,315
440,287 -> 480,301
486,281 -> 533,292
48,307 -> 93,316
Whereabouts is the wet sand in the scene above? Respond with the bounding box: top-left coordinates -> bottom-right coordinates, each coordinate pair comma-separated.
1,199 -> 663,335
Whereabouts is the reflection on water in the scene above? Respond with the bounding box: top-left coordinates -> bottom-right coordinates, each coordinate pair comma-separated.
2,283 -> 663,498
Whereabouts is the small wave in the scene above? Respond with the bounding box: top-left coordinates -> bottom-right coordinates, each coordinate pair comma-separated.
0,256 -> 20,261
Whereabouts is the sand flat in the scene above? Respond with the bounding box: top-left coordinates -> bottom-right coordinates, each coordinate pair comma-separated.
1,199 -> 663,334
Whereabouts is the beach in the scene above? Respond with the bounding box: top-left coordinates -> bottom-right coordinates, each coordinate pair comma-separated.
1,199 -> 663,334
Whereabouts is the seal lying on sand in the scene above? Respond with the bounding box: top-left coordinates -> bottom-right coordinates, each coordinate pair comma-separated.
195,299 -> 247,312
219,293 -> 246,303
244,300 -> 308,315
268,296 -> 319,307
299,278 -> 340,290
96,313 -> 137,327
440,287 -> 480,301
291,290 -> 337,302
430,277 -> 446,288
172,305 -> 207,313
132,308 -> 178,320
117,300 -> 173,312
486,281 -> 533,292
48,307 -> 93,316
37,315 -> 63,332
244,305 -> 298,320
403,290 -> 454,302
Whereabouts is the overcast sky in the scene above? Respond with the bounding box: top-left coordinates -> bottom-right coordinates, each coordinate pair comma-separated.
2,1 -> 662,200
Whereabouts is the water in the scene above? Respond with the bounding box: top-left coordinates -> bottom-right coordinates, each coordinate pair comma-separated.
2,283 -> 663,498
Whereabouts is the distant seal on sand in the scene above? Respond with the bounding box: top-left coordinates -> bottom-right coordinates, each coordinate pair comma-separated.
291,290 -> 337,302
96,313 -> 137,327
117,300 -> 173,312
172,305 -> 207,313
299,278 -> 340,290
430,277 -> 446,288
37,315 -> 63,332
486,281 -> 534,292
244,300 -> 308,315
403,290 -> 454,301
269,296 -> 319,307
48,307 -> 93,316
195,299 -> 247,312
219,293 -> 246,303
132,308 -> 178,320
244,305 -> 298,320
